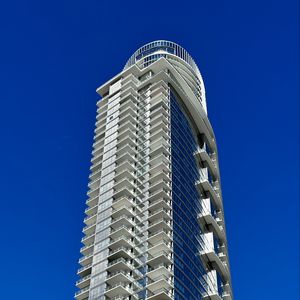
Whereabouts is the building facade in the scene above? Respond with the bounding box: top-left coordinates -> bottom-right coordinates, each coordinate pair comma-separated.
75,41 -> 233,300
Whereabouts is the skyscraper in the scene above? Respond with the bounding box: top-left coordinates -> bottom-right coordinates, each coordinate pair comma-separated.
75,40 -> 233,300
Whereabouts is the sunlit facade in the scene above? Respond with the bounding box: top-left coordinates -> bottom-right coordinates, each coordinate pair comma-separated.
75,40 -> 233,300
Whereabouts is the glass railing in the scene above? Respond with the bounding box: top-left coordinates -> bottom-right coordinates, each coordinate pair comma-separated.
147,263 -> 172,273
107,270 -> 132,279
80,243 -> 93,252
108,257 -> 134,268
79,252 -> 93,263
75,286 -> 89,296
106,282 -> 135,291
108,246 -> 133,257
149,207 -> 171,218
148,188 -> 171,201
147,287 -> 173,297
148,239 -> 172,250
148,197 -> 171,208
83,213 -> 97,221
77,263 -> 92,273
109,236 -> 135,247
149,218 -> 171,228
148,228 -> 171,238
148,273 -> 173,284
148,250 -> 172,261
111,215 -> 135,225
84,205 -> 97,214
82,221 -> 96,232
112,206 -> 135,216
111,225 -> 133,234
81,233 -> 95,242
76,274 -> 91,285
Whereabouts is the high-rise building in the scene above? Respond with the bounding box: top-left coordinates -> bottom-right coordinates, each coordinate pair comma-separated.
75,40 -> 233,300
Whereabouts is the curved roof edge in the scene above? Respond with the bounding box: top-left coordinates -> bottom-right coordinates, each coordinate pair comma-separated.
124,40 -> 201,80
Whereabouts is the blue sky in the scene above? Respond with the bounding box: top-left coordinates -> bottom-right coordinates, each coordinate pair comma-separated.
0,0 -> 298,299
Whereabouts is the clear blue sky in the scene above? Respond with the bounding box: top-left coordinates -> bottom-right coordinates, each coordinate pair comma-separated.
0,0 -> 298,299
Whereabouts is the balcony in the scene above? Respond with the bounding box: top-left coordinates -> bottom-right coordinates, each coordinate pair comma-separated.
148,208 -> 171,223
75,286 -> 89,300
150,82 -> 168,99
116,142 -> 136,158
148,219 -> 172,234
118,122 -> 137,139
148,241 -> 172,257
117,134 -> 137,151
76,274 -> 91,289
148,189 -> 171,204
147,274 -> 173,294
78,252 -> 93,266
118,121 -> 137,144
194,148 -> 219,180
147,250 -> 172,268
149,154 -> 170,170
91,147 -> 103,163
85,205 -> 98,216
147,287 -> 173,300
149,143 -> 170,162
83,212 -> 97,226
110,215 -> 136,230
77,263 -> 92,277
105,282 -> 137,299
114,178 -> 135,190
87,186 -> 100,199
118,119 -> 136,136
82,221 -> 96,236
198,210 -> 225,243
148,159 -> 171,177
148,198 -> 172,213
202,292 -> 222,300
92,138 -> 105,155
147,264 -> 173,281
114,169 -> 135,183
222,283 -> 233,300
115,160 -> 136,174
149,118 -> 169,135
86,195 -> 98,208
118,106 -> 137,122
148,229 -> 172,245
196,179 -> 221,210
106,270 -> 135,285
88,176 -> 100,190
149,105 -> 169,121
112,197 -> 136,211
148,179 -> 171,195
80,243 -> 94,256
202,282 -> 233,300
199,248 -> 230,282
148,169 -> 170,186
122,73 -> 139,87
110,225 -> 135,240
150,110 -> 169,126
111,205 -> 135,219
119,86 -> 138,102
89,166 -> 102,182
112,187 -> 136,201
108,246 -> 135,261
107,257 -> 135,272
150,90 -> 168,106
150,128 -> 170,144
108,236 -> 135,250
81,233 -> 95,246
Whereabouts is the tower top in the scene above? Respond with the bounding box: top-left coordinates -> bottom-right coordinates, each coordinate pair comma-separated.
124,40 -> 201,81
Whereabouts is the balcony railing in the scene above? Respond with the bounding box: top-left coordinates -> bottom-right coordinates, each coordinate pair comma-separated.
75,286 -> 89,297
